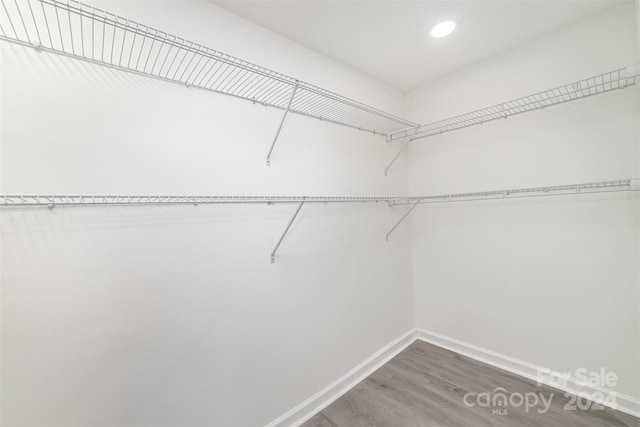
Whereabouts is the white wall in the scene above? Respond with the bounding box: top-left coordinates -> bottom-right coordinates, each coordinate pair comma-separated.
0,1 -> 414,426
406,2 -> 640,400
3,0 -> 639,425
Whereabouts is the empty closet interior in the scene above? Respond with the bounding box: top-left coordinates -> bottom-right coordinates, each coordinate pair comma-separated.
1,0 -> 639,426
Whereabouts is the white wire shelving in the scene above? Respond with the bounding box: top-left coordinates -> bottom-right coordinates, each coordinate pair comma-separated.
385,179 -> 639,240
0,194 -> 401,263
3,178 -> 634,209
2,3 -> 638,261
3,0 -> 637,170
0,194 -> 400,207
2,179 -> 637,261
385,67 -> 640,174
0,0 -> 418,165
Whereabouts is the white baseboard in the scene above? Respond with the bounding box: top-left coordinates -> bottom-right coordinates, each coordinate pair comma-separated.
416,328 -> 640,419
266,328 -> 640,426
264,329 -> 418,427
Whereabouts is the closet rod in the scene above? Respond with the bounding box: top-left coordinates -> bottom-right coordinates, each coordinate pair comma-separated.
1,180 -> 635,209
385,67 -> 640,174
0,194 -> 398,264
2,180 -> 635,260
0,0 -> 417,144
0,195 -> 401,208
385,179 -> 639,240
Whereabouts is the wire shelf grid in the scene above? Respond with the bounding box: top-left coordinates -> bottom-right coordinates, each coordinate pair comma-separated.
0,0 -> 417,136
1,180 -> 636,208
0,194 -> 403,207
389,69 -> 640,143
393,179 -> 638,206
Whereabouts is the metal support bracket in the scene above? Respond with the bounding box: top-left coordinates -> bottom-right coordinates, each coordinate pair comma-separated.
384,127 -> 420,176
386,200 -> 420,241
385,138 -> 411,176
386,124 -> 420,144
266,82 -> 299,166
271,201 -> 305,263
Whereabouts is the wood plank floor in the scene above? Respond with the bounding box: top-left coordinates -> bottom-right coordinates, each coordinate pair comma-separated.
302,341 -> 639,427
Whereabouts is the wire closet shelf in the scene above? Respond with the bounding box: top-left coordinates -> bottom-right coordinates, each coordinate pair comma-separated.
392,179 -> 638,206
1,179 -> 636,208
388,68 -> 640,143
383,179 -> 639,240
3,180 -> 636,261
0,194 -> 403,207
0,0 -> 417,137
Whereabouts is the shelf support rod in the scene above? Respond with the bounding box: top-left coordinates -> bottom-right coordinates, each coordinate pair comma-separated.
271,201 -> 305,263
385,127 -> 420,176
386,200 -> 420,241
266,82 -> 298,166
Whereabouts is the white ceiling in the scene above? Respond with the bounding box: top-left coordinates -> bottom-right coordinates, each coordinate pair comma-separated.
213,0 -> 626,92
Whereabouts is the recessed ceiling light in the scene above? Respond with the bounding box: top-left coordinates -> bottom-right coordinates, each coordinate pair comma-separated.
429,21 -> 456,38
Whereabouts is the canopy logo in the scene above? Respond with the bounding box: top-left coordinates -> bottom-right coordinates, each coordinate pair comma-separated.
462,367 -> 619,416
462,387 -> 554,414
